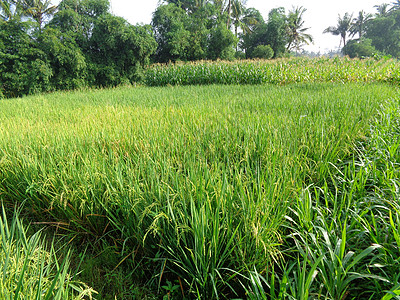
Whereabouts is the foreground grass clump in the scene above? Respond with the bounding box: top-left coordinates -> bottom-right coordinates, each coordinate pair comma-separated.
144,57 -> 400,86
264,99 -> 400,299
0,83 -> 398,298
0,205 -> 95,299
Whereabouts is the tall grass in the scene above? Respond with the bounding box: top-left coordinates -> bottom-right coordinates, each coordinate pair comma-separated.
0,204 -> 95,299
244,98 -> 400,299
0,82 -> 397,297
144,57 -> 400,87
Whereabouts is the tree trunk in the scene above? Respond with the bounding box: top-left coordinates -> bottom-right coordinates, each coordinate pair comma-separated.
227,0 -> 231,29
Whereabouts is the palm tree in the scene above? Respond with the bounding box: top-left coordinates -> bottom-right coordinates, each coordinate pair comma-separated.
391,0 -> 400,10
374,3 -> 390,16
0,0 -> 13,20
19,0 -> 57,29
375,3 -> 389,16
212,0 -> 225,15
226,0 -> 231,28
286,6 -> 313,51
323,12 -> 353,48
240,7 -> 263,34
350,10 -> 372,40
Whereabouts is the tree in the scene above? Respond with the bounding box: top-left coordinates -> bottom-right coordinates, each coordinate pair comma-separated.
90,14 -> 157,86
38,27 -> 87,89
207,21 -> 237,60
365,8 -> 400,57
374,3 -> 390,17
240,7 -> 263,33
49,0 -> 110,49
343,38 -> 379,58
230,0 -> 244,37
231,3 -> 262,38
265,8 -> 287,57
152,3 -> 191,62
0,19 -> 52,97
323,12 -> 353,48
391,0 -> 400,11
19,0 -> 57,29
241,7 -> 287,58
250,44 -> 273,59
286,6 -> 313,51
0,0 -> 18,21
164,0 -> 206,14
350,10 -> 372,40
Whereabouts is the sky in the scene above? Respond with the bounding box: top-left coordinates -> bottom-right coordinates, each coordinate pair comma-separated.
65,0 -> 391,53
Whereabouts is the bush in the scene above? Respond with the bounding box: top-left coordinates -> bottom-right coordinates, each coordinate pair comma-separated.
343,38 -> 379,58
250,44 -> 274,59
234,51 -> 246,60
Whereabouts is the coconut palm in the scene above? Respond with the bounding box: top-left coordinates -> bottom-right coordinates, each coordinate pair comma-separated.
212,0 -> 225,15
286,6 -> 313,51
374,3 -> 390,16
0,0 -> 23,21
230,0 -> 244,36
323,12 -> 353,48
350,10 -> 372,39
391,0 -> 400,10
0,0 -> 13,20
226,0 -> 231,28
19,0 -> 57,29
240,7 -> 263,33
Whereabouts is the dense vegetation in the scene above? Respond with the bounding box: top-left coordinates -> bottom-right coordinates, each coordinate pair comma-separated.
144,57 -> 400,86
1,0 -> 400,298
1,0 -> 400,98
0,78 -> 399,298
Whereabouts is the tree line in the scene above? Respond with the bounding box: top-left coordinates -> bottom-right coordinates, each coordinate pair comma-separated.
323,1 -> 400,58
0,0 -> 399,98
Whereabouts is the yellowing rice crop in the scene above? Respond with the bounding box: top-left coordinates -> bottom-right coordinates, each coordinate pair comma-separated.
0,60 -> 399,298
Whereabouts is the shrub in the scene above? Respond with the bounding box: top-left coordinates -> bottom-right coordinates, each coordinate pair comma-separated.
250,44 -> 274,59
343,38 -> 379,58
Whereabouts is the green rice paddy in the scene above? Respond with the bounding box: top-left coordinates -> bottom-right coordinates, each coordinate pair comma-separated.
0,59 -> 400,299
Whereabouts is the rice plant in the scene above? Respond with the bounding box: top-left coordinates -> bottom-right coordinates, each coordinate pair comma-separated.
0,204 -> 96,299
0,75 -> 398,297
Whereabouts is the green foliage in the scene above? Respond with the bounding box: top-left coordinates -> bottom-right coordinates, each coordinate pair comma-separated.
0,205 -> 96,298
152,3 -> 223,62
366,9 -> 400,57
286,6 -> 313,51
152,3 -> 191,62
323,12 -> 353,48
38,27 -> 87,90
207,22 -> 237,60
0,81 -> 398,298
343,38 -> 379,58
0,0 -> 156,97
89,14 -> 157,86
144,57 -> 400,86
250,44 -> 274,59
0,19 -> 52,97
241,8 -> 287,58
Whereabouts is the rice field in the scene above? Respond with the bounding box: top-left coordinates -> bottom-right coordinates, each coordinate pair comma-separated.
0,58 -> 400,299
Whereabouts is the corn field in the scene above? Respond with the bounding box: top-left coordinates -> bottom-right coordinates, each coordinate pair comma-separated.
145,57 -> 400,86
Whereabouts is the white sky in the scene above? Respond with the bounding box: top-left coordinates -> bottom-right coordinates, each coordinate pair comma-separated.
55,0 -> 391,53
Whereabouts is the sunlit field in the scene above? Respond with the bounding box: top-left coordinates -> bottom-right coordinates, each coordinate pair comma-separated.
1,60 -> 400,298
145,57 -> 400,86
